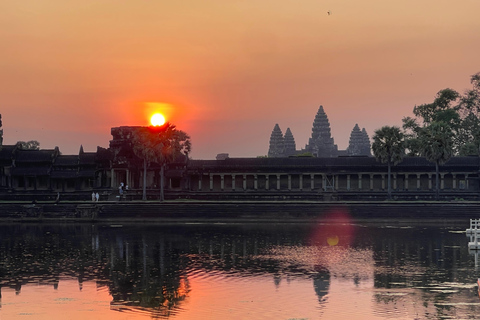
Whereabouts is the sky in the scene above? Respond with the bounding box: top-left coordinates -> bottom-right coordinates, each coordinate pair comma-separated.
1,0 -> 480,159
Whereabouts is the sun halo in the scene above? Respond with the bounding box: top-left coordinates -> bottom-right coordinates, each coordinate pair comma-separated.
150,113 -> 166,126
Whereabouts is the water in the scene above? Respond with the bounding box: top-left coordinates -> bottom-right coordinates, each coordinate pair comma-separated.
0,213 -> 479,319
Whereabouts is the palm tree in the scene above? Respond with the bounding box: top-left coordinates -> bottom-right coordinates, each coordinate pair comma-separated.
372,126 -> 405,200
419,121 -> 454,200
132,123 -> 191,201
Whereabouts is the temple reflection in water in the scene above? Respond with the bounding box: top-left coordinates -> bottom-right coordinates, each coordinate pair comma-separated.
0,221 -> 478,319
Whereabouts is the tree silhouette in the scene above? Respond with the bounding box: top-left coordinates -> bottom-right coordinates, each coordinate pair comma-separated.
131,123 -> 191,201
419,121 -> 454,200
16,140 -> 40,150
372,126 -> 405,200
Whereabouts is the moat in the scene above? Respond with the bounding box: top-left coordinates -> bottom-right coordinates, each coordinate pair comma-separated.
0,209 -> 479,319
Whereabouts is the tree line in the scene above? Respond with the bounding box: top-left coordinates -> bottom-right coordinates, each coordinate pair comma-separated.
372,71 -> 480,199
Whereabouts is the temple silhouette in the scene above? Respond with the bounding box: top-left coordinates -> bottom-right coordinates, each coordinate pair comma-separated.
268,106 -> 371,158
0,110 -> 479,201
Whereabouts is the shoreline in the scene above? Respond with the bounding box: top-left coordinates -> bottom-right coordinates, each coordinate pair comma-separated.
0,200 -> 478,223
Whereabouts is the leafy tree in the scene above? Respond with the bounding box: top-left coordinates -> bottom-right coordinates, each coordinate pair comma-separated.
413,88 -> 460,124
458,142 -> 478,156
405,88 -> 461,154
405,73 -> 480,155
131,123 -> 191,201
457,72 -> 480,154
16,140 -> 40,150
402,116 -> 422,156
419,121 -> 454,200
372,126 -> 405,200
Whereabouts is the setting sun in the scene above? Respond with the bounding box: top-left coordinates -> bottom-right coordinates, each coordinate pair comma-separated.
150,113 -> 166,126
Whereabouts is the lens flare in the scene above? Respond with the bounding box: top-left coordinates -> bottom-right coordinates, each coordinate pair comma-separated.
309,207 -> 356,247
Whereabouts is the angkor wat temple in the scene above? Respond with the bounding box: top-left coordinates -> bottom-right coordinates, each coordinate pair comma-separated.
0,113 -> 479,201
268,106 -> 371,158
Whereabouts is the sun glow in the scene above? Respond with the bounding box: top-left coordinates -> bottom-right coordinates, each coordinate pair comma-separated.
150,113 -> 166,126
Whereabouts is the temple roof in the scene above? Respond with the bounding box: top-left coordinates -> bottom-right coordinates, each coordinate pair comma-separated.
15,149 -> 57,163
54,155 -> 79,166
79,152 -> 96,164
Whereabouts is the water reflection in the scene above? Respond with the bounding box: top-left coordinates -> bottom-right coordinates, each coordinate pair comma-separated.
0,220 -> 478,319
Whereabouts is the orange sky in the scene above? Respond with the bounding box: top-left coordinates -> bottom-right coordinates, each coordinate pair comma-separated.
1,0 -> 480,159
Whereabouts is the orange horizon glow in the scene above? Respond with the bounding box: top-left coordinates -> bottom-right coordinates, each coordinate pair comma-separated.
2,1 -> 480,158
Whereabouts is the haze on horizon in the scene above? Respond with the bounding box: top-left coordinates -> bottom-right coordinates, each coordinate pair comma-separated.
1,1 -> 480,159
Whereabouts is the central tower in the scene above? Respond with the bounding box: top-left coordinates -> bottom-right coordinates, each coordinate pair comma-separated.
305,106 -> 338,157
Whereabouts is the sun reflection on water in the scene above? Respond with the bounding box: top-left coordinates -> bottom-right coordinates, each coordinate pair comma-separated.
262,245 -> 374,279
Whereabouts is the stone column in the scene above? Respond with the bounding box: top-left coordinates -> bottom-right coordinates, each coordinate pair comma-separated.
405,174 -> 409,191
277,174 -> 281,190
417,174 -> 421,190
198,175 -> 202,191
210,174 -> 213,191
393,174 -> 397,190
466,174 -> 470,189
440,173 -> 445,190
311,174 -> 315,191
452,174 -> 456,189
254,174 -> 258,190
243,174 -> 247,190
428,174 -> 432,190
335,175 -> 339,191
381,174 -> 385,190
347,175 -> 351,191
220,174 -> 224,191
370,174 -> 374,191
358,174 -> 362,190
126,169 -> 130,189
266,175 -> 269,190
111,169 -> 116,188
299,174 -> 303,191
232,175 -> 236,191
288,175 -> 292,191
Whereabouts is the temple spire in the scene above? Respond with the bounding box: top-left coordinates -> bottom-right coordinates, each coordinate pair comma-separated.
305,106 -> 338,157
347,124 -> 371,156
268,124 -> 284,158
283,128 -> 296,156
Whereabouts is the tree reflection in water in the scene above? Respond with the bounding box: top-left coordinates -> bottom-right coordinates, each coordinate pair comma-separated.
0,221 -> 478,319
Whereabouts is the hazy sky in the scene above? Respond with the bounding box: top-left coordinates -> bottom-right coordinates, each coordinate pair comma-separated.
2,1 -> 480,159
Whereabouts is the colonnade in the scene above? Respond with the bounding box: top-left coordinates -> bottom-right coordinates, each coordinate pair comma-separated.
189,172 -> 472,192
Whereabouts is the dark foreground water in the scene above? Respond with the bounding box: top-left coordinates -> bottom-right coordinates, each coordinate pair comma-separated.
0,211 -> 479,319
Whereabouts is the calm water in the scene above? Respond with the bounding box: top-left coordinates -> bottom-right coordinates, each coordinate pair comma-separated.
0,211 -> 479,319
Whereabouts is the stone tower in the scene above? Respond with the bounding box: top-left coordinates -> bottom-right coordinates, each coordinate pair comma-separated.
305,106 -> 338,157
347,124 -> 371,156
283,128 -> 296,157
268,124 -> 285,157
360,128 -> 371,155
